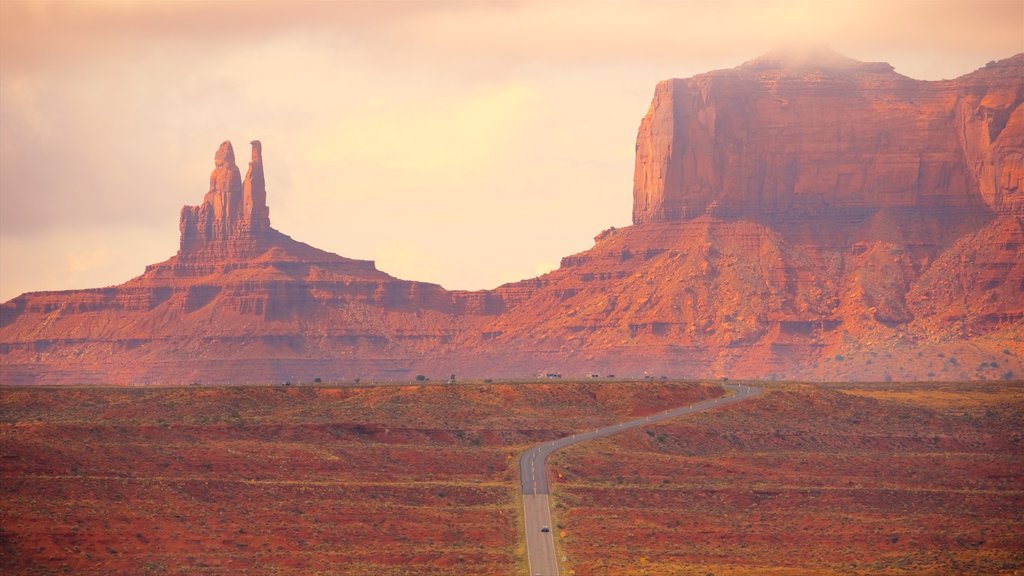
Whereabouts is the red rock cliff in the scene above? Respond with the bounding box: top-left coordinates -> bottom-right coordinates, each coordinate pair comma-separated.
632,50 -> 1024,224
2,52 -> 1021,385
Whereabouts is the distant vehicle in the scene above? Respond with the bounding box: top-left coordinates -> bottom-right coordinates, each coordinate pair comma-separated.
540,526 -> 550,532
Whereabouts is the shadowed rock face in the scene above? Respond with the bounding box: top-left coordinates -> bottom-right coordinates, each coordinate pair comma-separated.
1,52 -> 1022,385
632,50 -> 1023,224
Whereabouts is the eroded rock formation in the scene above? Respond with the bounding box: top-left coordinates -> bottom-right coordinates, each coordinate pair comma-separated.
0,141 -> 506,384
632,49 -> 1023,224
472,51 -> 1023,381
1,50 -> 1021,384
178,140 -> 272,259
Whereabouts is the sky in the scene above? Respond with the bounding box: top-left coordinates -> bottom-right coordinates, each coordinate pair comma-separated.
1,0 -> 1022,301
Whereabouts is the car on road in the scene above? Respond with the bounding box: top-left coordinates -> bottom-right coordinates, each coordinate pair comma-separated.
540,526 -> 550,532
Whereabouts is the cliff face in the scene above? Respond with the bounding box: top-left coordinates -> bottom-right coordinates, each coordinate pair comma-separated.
467,52 -> 1022,381
2,51 -> 1022,385
955,59 -> 1024,216
632,51 -> 1023,224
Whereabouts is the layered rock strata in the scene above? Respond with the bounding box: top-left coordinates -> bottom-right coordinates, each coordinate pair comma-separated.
0,142 -> 506,384
632,50 -> 1023,224
1,51 -> 1021,384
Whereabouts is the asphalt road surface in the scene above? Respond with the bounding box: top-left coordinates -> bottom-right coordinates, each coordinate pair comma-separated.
519,383 -> 762,576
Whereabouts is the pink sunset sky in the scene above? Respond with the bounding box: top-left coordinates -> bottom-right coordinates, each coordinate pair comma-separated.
1,0 -> 1022,301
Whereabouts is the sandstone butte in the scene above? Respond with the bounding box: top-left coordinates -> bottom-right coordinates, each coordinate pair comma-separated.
1,50 -> 1022,385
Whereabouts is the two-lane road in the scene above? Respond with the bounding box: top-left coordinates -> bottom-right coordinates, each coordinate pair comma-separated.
519,384 -> 761,575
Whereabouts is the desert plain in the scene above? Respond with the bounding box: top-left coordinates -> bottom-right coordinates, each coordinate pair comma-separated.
1,379 -> 1021,575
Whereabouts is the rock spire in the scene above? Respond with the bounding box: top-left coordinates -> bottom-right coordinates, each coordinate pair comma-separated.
179,140 -> 272,256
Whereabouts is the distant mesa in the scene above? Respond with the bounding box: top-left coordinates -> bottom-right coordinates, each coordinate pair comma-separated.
1,50 -> 1022,385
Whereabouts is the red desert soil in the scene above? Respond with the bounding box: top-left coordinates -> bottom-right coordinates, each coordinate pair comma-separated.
549,381 -> 1024,575
0,380 -> 718,575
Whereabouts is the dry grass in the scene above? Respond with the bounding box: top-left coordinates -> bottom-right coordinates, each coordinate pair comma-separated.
7,380 -> 1019,574
0,380 -> 718,575
549,381 -> 1024,575
837,382 -> 1024,411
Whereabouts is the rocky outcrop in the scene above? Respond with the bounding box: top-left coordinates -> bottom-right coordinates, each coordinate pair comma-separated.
179,141 -> 273,258
955,59 -> 1024,216
0,141 -> 508,384
632,50 -> 1024,224
468,51 -> 1023,381
2,51 -> 1022,385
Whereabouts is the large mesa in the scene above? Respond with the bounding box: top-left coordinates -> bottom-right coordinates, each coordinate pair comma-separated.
631,51 -> 1024,224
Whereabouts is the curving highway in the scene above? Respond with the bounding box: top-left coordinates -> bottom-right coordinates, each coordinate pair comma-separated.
519,384 -> 762,576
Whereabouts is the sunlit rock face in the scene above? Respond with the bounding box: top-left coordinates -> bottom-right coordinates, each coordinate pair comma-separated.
1,52 -> 1021,385
0,141 -> 506,385
466,52 -> 1024,381
632,50 -> 1023,224
178,140 -> 273,262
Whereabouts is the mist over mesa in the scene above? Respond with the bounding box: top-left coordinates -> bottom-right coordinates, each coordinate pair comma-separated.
1,1 -> 1022,301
